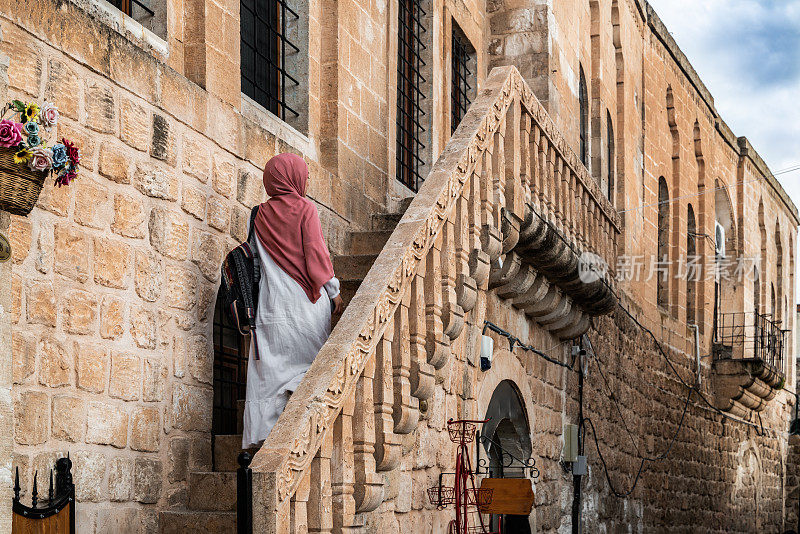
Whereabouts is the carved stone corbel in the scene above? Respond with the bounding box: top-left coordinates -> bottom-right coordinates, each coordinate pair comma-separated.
489,251 -> 521,289
456,274 -> 478,312
501,209 -> 522,253
480,224 -> 503,261
496,264 -> 537,300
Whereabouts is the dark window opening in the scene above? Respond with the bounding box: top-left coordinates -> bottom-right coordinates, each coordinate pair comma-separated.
241,0 -> 300,121
657,177 -> 669,309
451,24 -> 474,134
396,0 -> 427,192
687,204 -> 696,325
606,111 -> 614,200
212,293 -> 249,436
105,0 -> 154,17
579,66 -> 588,166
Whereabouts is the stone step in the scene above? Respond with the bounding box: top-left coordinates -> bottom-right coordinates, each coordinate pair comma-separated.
159,511 -> 236,534
349,230 -> 393,256
213,434 -> 259,472
334,254 -> 378,282
188,471 -> 238,512
371,212 -> 404,232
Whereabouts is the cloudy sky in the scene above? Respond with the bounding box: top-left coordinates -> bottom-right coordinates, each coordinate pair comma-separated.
648,0 -> 800,300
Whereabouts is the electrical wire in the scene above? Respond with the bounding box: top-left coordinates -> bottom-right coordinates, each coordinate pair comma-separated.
483,320 -> 573,370
617,163 -> 800,215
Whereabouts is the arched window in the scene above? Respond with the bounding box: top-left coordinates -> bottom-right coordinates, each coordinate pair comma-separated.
686,204 -> 696,324
606,110 -> 614,201
579,66 -> 588,166
657,177 -> 669,309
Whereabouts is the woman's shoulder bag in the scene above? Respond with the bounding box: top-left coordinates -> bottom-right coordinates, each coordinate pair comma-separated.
219,205 -> 261,336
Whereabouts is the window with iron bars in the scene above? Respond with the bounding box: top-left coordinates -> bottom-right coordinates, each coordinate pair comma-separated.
241,0 -> 301,122
212,294 -> 248,436
396,0 -> 427,192
104,0 -> 157,27
451,23 -> 475,134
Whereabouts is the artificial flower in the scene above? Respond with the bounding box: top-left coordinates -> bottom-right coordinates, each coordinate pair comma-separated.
63,138 -> 80,166
23,120 -> 39,136
27,135 -> 41,148
27,145 -> 53,172
55,168 -> 77,187
0,119 -> 23,148
39,102 -> 59,129
51,143 -> 68,169
13,147 -> 32,164
23,103 -> 39,124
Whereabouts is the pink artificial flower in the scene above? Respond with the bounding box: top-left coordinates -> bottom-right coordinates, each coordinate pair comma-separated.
39,102 -> 59,129
0,119 -> 23,148
27,146 -> 54,172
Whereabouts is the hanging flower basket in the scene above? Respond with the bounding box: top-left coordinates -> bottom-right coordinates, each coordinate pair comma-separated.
0,100 -> 81,216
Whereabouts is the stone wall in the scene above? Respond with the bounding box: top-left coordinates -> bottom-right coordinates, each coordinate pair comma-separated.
351,289 -> 795,532
0,0 -> 488,529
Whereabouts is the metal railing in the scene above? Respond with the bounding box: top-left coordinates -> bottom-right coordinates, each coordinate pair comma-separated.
714,311 -> 788,374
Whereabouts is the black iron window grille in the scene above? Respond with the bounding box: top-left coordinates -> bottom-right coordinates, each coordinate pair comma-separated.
396,0 -> 427,192
714,311 -> 787,375
212,294 -> 249,436
105,0 -> 154,17
241,0 -> 300,121
451,24 -> 474,134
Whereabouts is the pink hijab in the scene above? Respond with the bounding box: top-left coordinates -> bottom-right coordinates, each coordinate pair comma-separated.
254,153 -> 335,303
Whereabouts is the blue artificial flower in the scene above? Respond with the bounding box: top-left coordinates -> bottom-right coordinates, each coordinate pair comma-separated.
23,121 -> 39,136
27,135 -> 41,148
51,143 -> 68,169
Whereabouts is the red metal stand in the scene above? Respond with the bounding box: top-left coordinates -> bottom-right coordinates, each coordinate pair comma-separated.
428,419 -> 499,534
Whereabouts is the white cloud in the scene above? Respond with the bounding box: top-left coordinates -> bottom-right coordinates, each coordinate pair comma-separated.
648,0 -> 800,301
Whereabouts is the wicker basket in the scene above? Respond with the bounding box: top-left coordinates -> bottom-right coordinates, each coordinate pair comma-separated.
0,146 -> 47,216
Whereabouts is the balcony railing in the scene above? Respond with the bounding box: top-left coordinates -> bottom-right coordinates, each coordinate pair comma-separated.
714,311 -> 787,376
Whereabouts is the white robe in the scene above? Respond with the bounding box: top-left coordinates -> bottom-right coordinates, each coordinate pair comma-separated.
242,234 -> 340,448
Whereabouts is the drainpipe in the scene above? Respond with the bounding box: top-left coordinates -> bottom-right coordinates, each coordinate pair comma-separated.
690,324 -> 701,386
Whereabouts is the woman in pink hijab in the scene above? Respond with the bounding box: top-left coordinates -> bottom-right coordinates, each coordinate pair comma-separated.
242,153 -> 343,448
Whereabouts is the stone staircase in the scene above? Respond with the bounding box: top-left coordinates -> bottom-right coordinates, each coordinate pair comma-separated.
247,66 -> 621,533
160,202 -> 412,533
335,198 -> 413,312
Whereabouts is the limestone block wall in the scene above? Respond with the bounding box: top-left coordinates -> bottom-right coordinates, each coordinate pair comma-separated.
0,0 -> 489,528
345,288 -> 794,533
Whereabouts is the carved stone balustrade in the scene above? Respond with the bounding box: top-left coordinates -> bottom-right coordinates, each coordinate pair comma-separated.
247,66 -> 621,533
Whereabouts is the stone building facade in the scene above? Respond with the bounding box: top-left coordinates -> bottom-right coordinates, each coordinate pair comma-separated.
0,0 -> 797,533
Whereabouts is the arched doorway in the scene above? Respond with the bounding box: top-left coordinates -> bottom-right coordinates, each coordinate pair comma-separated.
481,380 -> 534,534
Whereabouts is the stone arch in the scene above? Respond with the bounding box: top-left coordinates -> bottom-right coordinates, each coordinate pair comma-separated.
479,367 -> 535,534
758,200 -> 767,314
714,181 -> 737,331
611,0 -> 625,210
665,87 -> 680,316
775,219 -> 784,324
693,120 -> 706,331
733,441 -> 763,530
477,349 -> 535,435
714,180 -> 736,256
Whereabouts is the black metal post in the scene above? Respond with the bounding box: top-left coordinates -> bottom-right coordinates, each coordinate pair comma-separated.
572,352 -> 584,534
237,452 -> 253,534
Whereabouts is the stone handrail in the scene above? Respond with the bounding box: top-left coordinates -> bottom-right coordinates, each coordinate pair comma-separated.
249,65 -> 620,532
